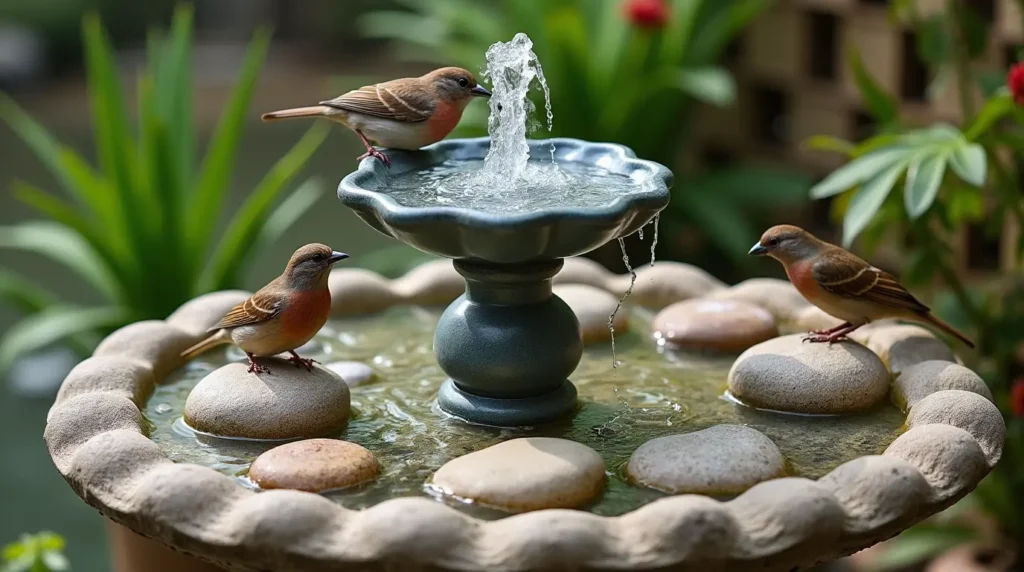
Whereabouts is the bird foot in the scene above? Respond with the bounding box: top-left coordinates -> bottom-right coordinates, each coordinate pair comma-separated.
358,147 -> 391,168
287,351 -> 317,372
246,354 -> 270,374
802,333 -> 848,345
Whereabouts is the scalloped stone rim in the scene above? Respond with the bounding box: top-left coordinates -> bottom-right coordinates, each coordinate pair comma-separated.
44,263 -> 1004,571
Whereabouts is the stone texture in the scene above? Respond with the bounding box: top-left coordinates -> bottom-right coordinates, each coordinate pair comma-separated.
652,299 -> 778,352
791,305 -> 845,334
329,268 -> 400,316
554,256 -> 612,290
324,361 -> 376,387
609,261 -> 726,308
894,360 -> 992,410
884,424 -> 988,503
728,478 -> 846,557
249,439 -> 379,492
390,259 -> 463,306
44,392 -> 146,474
856,323 -> 956,375
817,455 -> 931,536
166,290 -> 251,336
430,438 -> 605,512
553,284 -> 626,344
93,321 -> 196,378
183,359 -> 350,439
907,390 -> 1004,466
728,334 -> 890,414
627,425 -> 786,495
52,357 -> 156,415
707,278 -> 810,322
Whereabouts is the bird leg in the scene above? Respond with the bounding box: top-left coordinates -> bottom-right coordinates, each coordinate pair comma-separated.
354,130 -> 391,167
802,322 -> 862,345
246,353 -> 271,374
808,321 -> 853,336
286,350 -> 317,372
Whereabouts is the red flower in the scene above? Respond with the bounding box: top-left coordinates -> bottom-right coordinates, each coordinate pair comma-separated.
1012,378 -> 1024,417
624,0 -> 669,29
1009,63 -> 1024,106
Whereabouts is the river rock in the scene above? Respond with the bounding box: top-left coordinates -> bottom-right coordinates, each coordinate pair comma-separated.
324,361 -> 377,387
609,261 -> 726,308
430,437 -> 605,512
791,305 -> 845,334
184,358 -> 350,439
391,259 -> 464,306
894,360 -> 992,410
554,257 -> 612,290
857,323 -> 957,375
553,284 -> 626,344
728,334 -> 890,414
707,278 -> 810,322
652,299 -> 777,352
627,425 -> 786,495
249,438 -> 378,492
329,268 -> 399,316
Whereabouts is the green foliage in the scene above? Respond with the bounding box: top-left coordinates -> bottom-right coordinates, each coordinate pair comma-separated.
2,532 -> 68,572
0,7 -> 327,371
360,0 -> 805,266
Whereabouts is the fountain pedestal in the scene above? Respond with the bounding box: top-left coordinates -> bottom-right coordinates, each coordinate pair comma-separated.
435,259 -> 581,426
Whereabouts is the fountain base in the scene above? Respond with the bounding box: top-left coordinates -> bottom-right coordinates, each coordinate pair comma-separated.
434,259 -> 583,426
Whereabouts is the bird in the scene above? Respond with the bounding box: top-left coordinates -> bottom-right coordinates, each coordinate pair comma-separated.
748,225 -> 975,348
261,67 -> 492,167
180,244 -> 350,374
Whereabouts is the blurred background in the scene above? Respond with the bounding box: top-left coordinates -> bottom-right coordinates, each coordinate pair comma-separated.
1,0 -> 1022,570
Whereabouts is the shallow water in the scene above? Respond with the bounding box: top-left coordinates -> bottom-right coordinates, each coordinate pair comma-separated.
146,307 -> 905,518
384,159 -> 646,213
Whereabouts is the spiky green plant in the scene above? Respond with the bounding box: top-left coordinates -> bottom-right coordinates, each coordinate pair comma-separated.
0,7 -> 328,370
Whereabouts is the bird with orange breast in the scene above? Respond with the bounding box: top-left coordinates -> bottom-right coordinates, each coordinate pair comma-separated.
261,67 -> 492,167
749,225 -> 975,348
181,244 -> 349,374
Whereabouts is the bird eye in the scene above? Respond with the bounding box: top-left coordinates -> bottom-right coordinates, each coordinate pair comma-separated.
312,253 -> 324,262
767,238 -> 780,247
458,77 -> 469,88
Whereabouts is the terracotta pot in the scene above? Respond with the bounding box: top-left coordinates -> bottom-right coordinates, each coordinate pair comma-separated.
107,520 -> 224,572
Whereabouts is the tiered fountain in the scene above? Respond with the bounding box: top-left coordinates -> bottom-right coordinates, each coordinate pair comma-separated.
43,33 -> 1002,572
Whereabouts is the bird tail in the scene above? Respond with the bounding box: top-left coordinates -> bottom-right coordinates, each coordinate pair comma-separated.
180,330 -> 230,360
921,312 -> 975,349
261,106 -> 330,122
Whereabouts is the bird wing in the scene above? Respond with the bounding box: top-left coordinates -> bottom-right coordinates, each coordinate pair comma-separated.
320,81 -> 435,123
812,250 -> 931,313
210,289 -> 285,331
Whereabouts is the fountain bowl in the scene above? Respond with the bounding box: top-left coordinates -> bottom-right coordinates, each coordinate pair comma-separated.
338,137 -> 672,264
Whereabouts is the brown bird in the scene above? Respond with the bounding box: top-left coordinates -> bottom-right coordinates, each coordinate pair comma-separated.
261,67 -> 491,167
749,225 -> 975,348
180,244 -> 349,373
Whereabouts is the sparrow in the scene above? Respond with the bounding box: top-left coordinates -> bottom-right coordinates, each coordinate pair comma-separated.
180,244 -> 349,374
261,67 -> 491,167
749,225 -> 975,348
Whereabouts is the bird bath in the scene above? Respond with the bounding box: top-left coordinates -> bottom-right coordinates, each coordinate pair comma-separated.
42,33 -> 1003,572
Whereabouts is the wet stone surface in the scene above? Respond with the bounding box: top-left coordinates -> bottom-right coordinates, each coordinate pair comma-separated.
150,307 -> 905,518
249,438 -> 379,492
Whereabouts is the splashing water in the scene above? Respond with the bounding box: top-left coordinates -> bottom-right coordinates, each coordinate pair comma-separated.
384,33 -> 646,213
608,238 -> 637,368
648,214 -> 660,268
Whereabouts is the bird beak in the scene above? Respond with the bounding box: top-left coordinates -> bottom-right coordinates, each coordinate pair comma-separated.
470,85 -> 492,98
327,251 -> 350,264
748,243 -> 769,257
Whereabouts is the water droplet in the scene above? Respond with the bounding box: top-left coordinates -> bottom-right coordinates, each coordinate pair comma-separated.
154,403 -> 172,414
608,237 -> 636,368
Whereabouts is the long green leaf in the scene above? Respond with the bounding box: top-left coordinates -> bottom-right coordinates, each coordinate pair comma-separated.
0,269 -> 58,314
200,124 -> 329,291
162,5 -> 196,197
843,160 -> 908,247
809,147 -> 909,199
0,221 -> 120,301
846,45 -> 898,125
0,305 -> 130,372
253,178 -> 324,251
904,152 -> 947,219
188,29 -> 272,267
965,93 -> 1012,140
675,67 -> 735,107
949,142 -> 987,186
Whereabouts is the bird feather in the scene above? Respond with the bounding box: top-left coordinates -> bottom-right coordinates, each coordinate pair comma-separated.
321,81 -> 435,123
211,290 -> 284,330
812,250 -> 930,313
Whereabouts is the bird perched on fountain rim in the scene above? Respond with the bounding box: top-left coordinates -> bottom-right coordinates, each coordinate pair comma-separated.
748,224 -> 975,348
180,244 -> 349,374
261,67 -> 492,167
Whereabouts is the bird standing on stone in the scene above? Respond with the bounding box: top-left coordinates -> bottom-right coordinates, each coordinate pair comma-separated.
180,244 -> 349,374
261,67 -> 492,167
748,225 -> 975,348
